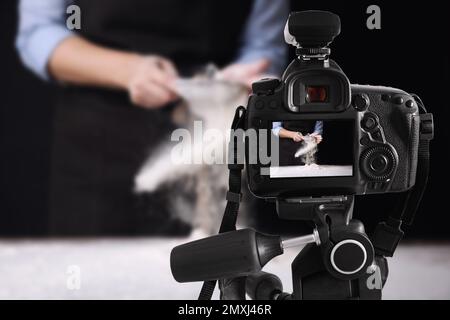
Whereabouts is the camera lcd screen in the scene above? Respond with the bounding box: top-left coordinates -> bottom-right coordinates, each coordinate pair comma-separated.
270,120 -> 354,178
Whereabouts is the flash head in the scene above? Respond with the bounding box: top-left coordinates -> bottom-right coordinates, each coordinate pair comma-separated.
285,10 -> 341,49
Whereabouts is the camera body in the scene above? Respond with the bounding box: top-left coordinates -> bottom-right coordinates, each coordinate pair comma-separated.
245,12 -> 420,199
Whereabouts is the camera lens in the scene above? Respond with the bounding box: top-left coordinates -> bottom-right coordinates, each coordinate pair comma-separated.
306,86 -> 328,103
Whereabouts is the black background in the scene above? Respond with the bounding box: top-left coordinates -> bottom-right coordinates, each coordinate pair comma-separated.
1,0 -> 449,237
315,121 -> 354,165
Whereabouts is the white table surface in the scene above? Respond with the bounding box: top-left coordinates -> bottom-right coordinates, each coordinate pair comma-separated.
0,237 -> 449,300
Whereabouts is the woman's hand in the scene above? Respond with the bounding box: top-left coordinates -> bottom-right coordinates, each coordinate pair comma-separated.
291,132 -> 304,142
310,133 -> 323,144
278,128 -> 303,142
126,55 -> 179,109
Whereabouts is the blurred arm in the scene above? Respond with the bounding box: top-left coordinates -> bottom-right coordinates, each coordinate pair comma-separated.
235,0 -> 289,76
15,0 -> 178,108
16,0 -> 140,88
16,0 -> 74,80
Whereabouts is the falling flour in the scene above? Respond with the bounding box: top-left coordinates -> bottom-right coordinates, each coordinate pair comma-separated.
294,135 -> 318,165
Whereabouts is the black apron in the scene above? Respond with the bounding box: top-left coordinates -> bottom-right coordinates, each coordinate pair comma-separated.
49,0 -> 252,235
278,120 -> 316,166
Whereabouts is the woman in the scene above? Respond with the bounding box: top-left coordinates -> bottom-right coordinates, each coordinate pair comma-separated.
16,0 -> 288,235
272,121 -> 323,166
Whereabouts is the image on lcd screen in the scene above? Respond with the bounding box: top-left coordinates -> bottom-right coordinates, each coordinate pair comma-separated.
270,120 -> 354,178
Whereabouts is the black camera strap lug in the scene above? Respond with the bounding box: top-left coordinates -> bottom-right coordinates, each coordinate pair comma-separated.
419,113 -> 434,140
372,218 -> 404,257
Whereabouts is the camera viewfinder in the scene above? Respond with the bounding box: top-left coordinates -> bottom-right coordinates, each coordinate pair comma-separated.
306,86 -> 328,103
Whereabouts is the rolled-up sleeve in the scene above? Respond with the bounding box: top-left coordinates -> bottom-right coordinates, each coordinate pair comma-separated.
272,121 -> 283,136
235,0 -> 289,76
16,0 -> 74,80
314,121 -> 323,135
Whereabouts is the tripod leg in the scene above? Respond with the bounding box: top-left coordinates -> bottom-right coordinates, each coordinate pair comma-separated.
376,255 -> 389,287
356,256 -> 386,299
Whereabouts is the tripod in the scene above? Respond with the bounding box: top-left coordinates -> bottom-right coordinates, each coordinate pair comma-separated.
172,195 -> 388,300
241,195 -> 387,300
171,95 -> 432,300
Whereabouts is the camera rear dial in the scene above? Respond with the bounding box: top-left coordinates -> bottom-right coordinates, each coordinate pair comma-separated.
360,145 -> 397,182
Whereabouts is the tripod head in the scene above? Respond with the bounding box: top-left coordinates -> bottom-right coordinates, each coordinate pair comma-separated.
171,196 -> 375,285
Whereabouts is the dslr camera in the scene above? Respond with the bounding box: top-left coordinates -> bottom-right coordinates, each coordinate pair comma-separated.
247,10 -> 422,198
170,10 -> 433,300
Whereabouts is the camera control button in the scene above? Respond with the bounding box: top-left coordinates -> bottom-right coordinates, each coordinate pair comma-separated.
255,100 -> 264,109
361,116 -> 378,131
393,96 -> 404,105
352,93 -> 370,111
370,154 -> 388,173
405,100 -> 415,108
252,78 -> 280,95
370,129 -> 384,142
269,100 -> 278,109
360,136 -> 370,146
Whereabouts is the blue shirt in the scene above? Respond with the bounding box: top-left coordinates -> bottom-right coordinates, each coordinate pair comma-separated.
272,121 -> 324,136
16,0 -> 289,80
